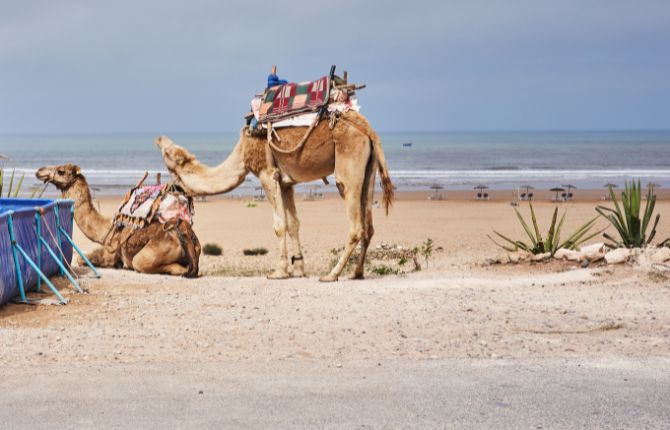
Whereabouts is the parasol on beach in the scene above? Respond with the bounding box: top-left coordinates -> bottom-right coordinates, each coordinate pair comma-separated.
520,184 -> 534,194
519,184 -> 535,200
562,184 -> 577,200
603,183 -> 618,189
0,154 -> 8,161
474,184 -> 489,200
550,187 -> 565,201
430,184 -> 444,199
647,182 -> 661,189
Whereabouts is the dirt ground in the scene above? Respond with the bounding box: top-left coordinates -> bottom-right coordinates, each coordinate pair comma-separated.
1,193 -> 669,367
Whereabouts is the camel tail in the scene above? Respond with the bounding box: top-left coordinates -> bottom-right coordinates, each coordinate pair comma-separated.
343,112 -> 394,214
370,131 -> 394,215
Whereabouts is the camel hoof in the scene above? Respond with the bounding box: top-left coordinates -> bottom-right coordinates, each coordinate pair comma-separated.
319,274 -> 338,283
350,272 -> 365,280
292,270 -> 307,278
268,270 -> 290,280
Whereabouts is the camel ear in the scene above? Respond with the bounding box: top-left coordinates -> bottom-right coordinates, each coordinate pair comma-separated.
75,167 -> 82,176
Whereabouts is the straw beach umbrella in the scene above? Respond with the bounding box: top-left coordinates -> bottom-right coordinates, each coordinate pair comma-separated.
562,184 -> 577,200
550,187 -> 565,201
602,183 -> 618,200
519,184 -> 534,200
429,184 -> 444,200
474,184 -> 489,200
520,184 -> 534,194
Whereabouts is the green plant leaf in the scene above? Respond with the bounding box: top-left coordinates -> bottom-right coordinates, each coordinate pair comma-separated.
529,201 -> 543,250
514,207 -> 537,248
7,168 -> 15,198
12,174 -> 24,198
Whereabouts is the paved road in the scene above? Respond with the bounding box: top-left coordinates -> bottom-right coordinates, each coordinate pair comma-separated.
1,358 -> 668,429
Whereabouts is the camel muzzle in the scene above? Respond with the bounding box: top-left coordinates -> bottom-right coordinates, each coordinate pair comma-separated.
35,168 -> 53,183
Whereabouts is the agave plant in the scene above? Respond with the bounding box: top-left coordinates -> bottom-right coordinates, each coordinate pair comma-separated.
489,201 -> 602,256
596,180 -> 665,248
0,167 -> 38,198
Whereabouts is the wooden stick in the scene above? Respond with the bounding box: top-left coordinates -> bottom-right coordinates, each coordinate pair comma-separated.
135,171 -> 149,189
343,71 -> 348,84
334,83 -> 366,91
271,65 -> 277,75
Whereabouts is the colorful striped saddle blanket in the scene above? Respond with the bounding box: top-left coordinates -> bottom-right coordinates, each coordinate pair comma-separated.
115,184 -> 194,229
258,75 -> 330,123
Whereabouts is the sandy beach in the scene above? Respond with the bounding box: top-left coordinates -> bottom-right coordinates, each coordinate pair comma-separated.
2,190 -> 669,363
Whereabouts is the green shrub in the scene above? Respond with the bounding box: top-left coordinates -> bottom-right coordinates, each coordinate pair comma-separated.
596,180 -> 666,248
419,238 -> 434,266
243,247 -> 268,256
489,201 -> 602,256
370,265 -> 399,276
203,243 -> 223,256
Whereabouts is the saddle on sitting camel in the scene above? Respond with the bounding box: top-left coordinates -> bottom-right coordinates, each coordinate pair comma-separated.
114,180 -> 194,230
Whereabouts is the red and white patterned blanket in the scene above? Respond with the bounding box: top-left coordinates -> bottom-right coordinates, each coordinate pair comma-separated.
116,184 -> 193,229
258,76 -> 330,123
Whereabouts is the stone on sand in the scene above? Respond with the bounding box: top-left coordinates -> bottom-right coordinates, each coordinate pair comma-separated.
578,243 -> 606,261
605,248 -> 632,264
553,248 -> 582,261
507,251 -> 531,264
650,247 -> 670,263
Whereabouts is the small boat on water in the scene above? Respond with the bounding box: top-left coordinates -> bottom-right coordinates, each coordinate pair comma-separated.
402,142 -> 413,147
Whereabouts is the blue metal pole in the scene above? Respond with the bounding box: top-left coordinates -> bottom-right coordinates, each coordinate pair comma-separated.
7,212 -> 27,303
53,203 -> 65,272
13,243 -> 67,304
39,236 -> 83,293
59,227 -> 101,278
35,210 -> 43,292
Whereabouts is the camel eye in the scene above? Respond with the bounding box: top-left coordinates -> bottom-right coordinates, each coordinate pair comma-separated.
57,169 -> 65,175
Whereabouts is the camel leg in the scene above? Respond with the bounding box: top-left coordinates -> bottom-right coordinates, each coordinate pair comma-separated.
80,246 -> 120,268
259,170 -> 290,279
352,159 -> 377,279
131,234 -> 189,276
282,186 -> 306,277
320,168 -> 368,283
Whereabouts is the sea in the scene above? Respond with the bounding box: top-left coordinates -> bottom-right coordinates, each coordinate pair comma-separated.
1,131 -> 669,196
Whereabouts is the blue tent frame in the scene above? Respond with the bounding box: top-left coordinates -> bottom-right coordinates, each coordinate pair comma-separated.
0,199 -> 99,305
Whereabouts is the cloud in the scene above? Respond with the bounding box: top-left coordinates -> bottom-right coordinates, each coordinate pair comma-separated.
0,0 -> 668,132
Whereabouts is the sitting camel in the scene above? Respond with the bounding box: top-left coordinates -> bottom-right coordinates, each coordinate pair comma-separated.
155,110 -> 393,281
36,164 -> 200,277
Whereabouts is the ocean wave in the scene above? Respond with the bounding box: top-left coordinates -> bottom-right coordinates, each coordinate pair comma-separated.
388,169 -> 670,179
9,167 -> 670,192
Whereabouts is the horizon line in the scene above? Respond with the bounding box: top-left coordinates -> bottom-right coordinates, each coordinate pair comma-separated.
1,128 -> 670,137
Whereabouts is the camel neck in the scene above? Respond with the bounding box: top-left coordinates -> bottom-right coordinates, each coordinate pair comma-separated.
63,177 -> 112,244
178,140 -> 249,195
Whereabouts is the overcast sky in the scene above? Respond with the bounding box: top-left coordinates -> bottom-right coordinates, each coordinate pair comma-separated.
1,0 -> 669,133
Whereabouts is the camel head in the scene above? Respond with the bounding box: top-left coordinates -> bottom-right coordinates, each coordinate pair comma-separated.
155,136 -> 196,173
36,164 -> 83,192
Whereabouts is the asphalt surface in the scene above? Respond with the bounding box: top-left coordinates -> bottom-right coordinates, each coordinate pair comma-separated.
1,358 -> 668,429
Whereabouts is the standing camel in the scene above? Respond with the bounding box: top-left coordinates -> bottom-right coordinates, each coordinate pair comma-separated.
155,111 -> 393,281
36,164 -> 200,277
